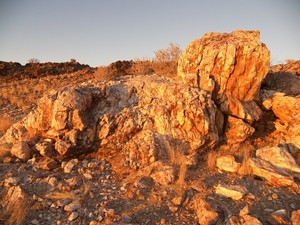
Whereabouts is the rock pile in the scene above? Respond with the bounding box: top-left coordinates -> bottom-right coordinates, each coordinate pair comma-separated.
1,30 -> 300,224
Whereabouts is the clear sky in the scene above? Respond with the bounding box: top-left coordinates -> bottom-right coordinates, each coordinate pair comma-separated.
0,1 -> 299,67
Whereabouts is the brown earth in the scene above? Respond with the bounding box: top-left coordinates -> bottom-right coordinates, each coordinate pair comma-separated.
0,56 -> 300,225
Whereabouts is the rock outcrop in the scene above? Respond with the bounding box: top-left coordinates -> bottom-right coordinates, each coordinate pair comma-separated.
2,75 -> 219,171
178,30 -> 270,123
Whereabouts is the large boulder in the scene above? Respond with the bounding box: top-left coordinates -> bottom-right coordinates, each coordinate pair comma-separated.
2,75 -> 219,171
178,30 -> 270,122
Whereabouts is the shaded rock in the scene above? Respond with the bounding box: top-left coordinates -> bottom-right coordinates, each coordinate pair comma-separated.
150,165 -> 175,186
262,71 -> 300,96
38,157 -> 60,171
241,215 -> 263,225
68,211 -> 79,221
256,146 -> 300,173
267,209 -> 290,225
35,139 -> 56,157
10,141 -> 31,162
215,184 -> 248,200
191,194 -> 219,225
249,158 -> 294,187
229,205 -> 262,225
178,29 -> 270,122
225,116 -> 255,144
216,155 -> 240,173
291,209 -> 300,225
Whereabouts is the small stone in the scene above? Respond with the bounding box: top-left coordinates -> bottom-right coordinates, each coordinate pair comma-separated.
64,159 -> 78,173
122,215 -> 132,223
31,219 -> 39,224
11,141 -> 31,162
271,193 -> 278,200
216,155 -> 241,173
239,205 -> 249,217
215,184 -> 248,200
38,157 -> 60,171
264,208 -> 274,213
57,198 -> 72,207
68,211 -> 78,221
64,201 -> 81,212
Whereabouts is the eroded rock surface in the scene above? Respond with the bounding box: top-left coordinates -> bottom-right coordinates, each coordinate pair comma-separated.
178,30 -> 270,122
2,75 -> 219,171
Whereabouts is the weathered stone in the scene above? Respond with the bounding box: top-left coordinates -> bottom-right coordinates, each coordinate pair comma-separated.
216,155 -> 240,173
1,75 -> 220,172
63,159 -> 78,173
225,116 -> 255,144
242,215 -> 263,225
291,209 -> 300,225
249,158 -> 295,187
38,157 -> 60,171
150,165 -> 175,186
261,92 -> 300,123
267,209 -> 290,225
35,140 -> 56,157
55,140 -> 73,156
10,141 -> 31,162
64,200 -> 81,212
191,194 -> 219,225
178,29 -> 270,122
215,184 -> 248,200
256,146 -> 300,173
68,212 -> 79,221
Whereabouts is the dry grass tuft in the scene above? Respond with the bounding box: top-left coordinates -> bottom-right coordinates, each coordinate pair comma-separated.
6,196 -> 31,225
168,143 -> 187,186
238,144 -> 254,176
206,150 -> 221,169
45,191 -> 80,201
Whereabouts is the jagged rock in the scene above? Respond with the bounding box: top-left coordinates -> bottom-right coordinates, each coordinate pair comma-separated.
178,29 -> 270,122
229,205 -> 262,225
191,194 -> 219,225
256,146 -> 300,173
63,159 -> 78,173
225,116 -> 255,144
215,184 -> 248,200
261,91 -> 300,123
1,75 -> 219,172
64,200 -> 81,212
216,155 -> 240,173
38,157 -> 60,171
35,139 -> 56,157
10,141 -> 31,162
150,165 -> 176,186
267,209 -> 290,225
249,158 -> 295,187
291,209 -> 300,225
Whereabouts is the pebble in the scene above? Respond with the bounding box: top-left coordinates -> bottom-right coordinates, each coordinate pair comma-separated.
68,212 -> 78,221
64,201 -> 81,212
31,219 -> 39,224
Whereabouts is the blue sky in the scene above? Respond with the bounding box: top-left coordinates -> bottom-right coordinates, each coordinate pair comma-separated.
0,1 -> 299,67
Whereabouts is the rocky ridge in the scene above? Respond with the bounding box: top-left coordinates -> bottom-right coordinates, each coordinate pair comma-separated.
1,30 -> 300,224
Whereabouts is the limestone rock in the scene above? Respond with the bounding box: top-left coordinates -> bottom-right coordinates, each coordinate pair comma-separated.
35,139 -> 56,157
178,29 -> 270,122
216,155 -> 240,173
256,146 -> 300,173
10,141 -> 31,162
191,194 -> 219,225
1,75 -> 219,172
215,184 -> 248,200
150,165 -> 175,186
249,158 -> 294,187
225,116 -> 255,144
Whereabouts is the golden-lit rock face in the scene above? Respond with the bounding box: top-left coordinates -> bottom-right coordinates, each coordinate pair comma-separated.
178,30 -> 270,122
2,75 -> 219,169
